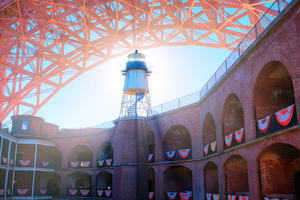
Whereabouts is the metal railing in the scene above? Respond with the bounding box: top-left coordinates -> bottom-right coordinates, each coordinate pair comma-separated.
151,0 -> 293,115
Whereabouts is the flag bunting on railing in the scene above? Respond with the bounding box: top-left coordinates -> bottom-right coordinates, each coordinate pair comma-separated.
40,188 -> 47,195
204,144 -> 209,155
178,148 -> 191,159
210,141 -> 217,152
17,188 -> 28,195
179,192 -> 192,200
19,160 -> 31,167
97,190 -> 104,197
148,154 -> 154,162
275,104 -> 294,126
81,161 -> 90,168
234,128 -> 244,143
42,161 -> 49,168
213,194 -> 220,200
98,160 -> 105,167
70,161 -> 79,168
69,189 -> 78,196
106,159 -> 113,166
225,133 -> 233,147
166,151 -> 176,160
167,192 -> 177,200
80,189 -> 90,196
228,195 -> 237,200
2,157 -> 7,165
149,192 -> 154,200
9,159 -> 14,166
239,196 -> 250,200
6,189 -> 11,196
206,193 -> 212,200
257,115 -> 271,133
0,189 -> 4,196
105,190 -> 112,197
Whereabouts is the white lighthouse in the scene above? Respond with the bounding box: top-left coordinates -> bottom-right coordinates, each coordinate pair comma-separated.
119,50 -> 152,118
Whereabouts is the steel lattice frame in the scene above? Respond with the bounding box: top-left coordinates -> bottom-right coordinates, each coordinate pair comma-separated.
0,0 -> 281,124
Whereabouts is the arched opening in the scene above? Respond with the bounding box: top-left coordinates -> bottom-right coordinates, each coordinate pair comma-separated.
69,145 -> 92,168
35,172 -> 60,196
204,162 -> 219,196
37,146 -> 62,169
147,132 -> 155,162
254,62 -> 296,137
148,168 -> 155,198
163,166 -> 193,199
224,155 -> 249,198
67,173 -> 91,196
203,113 -> 217,156
163,125 -> 192,161
223,94 -> 245,149
97,142 -> 113,168
258,143 -> 300,200
96,171 -> 112,198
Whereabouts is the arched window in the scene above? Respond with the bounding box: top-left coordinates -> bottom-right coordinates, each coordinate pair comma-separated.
147,132 -> 155,162
96,171 -> 113,198
204,162 -> 219,195
67,173 -> 91,196
258,143 -> 300,200
203,113 -> 217,156
69,145 -> 92,168
97,142 -> 113,168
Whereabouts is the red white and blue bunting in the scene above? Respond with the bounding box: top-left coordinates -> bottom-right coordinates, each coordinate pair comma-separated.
9,159 -> 14,166
80,189 -> 90,196
6,189 -> 11,196
228,195 -> 237,200
178,149 -> 191,159
19,160 -> 31,167
42,161 -> 49,168
98,160 -> 105,167
69,189 -> 78,196
275,104 -> 294,126
106,159 -> 113,166
17,188 -> 28,195
40,188 -> 47,195
0,189 -> 4,196
234,128 -> 244,143
70,161 -> 79,168
105,190 -> 112,197
225,133 -> 233,147
179,192 -> 192,200
264,198 -> 272,200
239,196 -> 250,200
166,151 -> 176,160
206,193 -> 212,200
81,161 -> 91,168
97,190 -> 104,197
210,141 -> 217,152
167,192 -> 177,200
148,154 -> 154,162
213,194 -> 220,200
149,192 -> 154,200
2,157 -> 7,165
204,144 -> 209,156
257,115 -> 271,133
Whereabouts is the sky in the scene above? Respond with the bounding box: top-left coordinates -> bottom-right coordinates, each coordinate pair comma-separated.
36,46 -> 231,128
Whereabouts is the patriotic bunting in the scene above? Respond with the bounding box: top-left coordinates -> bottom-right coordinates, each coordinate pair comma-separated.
2,157 -> 7,165
228,195 -> 237,200
105,190 -> 112,197
178,148 -> 191,159
206,193 -> 212,200
275,104 -> 294,126
69,189 -> 78,196
0,189 -> 4,196
166,151 -> 176,160
106,159 -> 113,166
149,192 -> 154,200
19,160 -> 31,167
234,128 -> 244,143
80,189 -> 90,196
9,159 -> 14,166
213,194 -> 220,200
98,160 -> 105,167
97,190 -> 104,197
204,144 -> 209,156
179,192 -> 192,200
148,154 -> 154,162
81,161 -> 91,168
17,188 -> 28,195
42,161 -> 49,168
225,133 -> 233,147
239,196 -> 250,200
257,115 -> 271,133
167,192 -> 177,200
210,141 -> 217,152
70,161 -> 79,168
6,189 -> 11,196
40,188 -> 47,195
